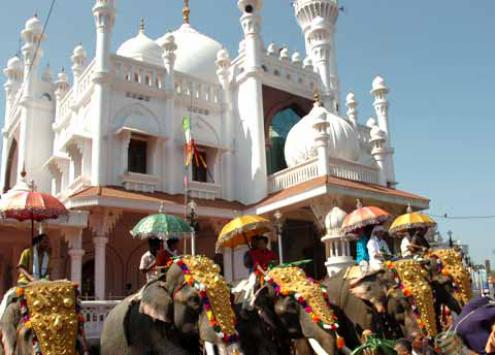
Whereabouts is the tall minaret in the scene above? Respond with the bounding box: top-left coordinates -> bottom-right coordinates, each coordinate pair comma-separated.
236,0 -> 267,204
294,0 -> 340,112
370,76 -> 396,186
92,0 -> 116,186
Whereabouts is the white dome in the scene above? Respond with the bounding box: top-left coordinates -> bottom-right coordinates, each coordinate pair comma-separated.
7,56 -> 22,71
284,103 -> 360,167
25,16 -> 42,34
370,125 -> 386,142
73,44 -> 87,58
117,29 -> 163,67
371,75 -> 389,93
366,117 -> 377,128
156,24 -> 222,83
325,206 -> 347,231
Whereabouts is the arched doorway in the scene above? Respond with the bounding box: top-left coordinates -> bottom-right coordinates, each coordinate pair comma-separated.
4,139 -> 18,193
266,108 -> 301,175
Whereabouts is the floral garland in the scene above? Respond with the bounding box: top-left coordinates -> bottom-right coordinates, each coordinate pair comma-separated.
263,267 -> 344,349
385,261 -> 436,337
172,256 -> 239,345
15,283 -> 86,355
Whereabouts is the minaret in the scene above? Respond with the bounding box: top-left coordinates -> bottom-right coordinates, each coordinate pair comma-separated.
370,76 -> 396,186
17,15 -> 46,182
216,48 -> 235,200
345,92 -> 358,128
3,56 -> 23,123
71,44 -> 88,96
236,0 -> 267,204
294,0 -> 340,112
311,94 -> 330,177
369,123 -> 387,186
92,0 -> 116,186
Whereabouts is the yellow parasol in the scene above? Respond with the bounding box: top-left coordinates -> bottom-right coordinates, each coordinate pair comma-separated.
389,205 -> 436,235
216,214 -> 272,252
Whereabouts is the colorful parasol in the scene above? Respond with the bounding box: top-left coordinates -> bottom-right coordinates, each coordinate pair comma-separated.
0,172 -> 69,238
216,214 -> 272,251
341,200 -> 390,234
130,211 -> 192,240
389,205 -> 436,235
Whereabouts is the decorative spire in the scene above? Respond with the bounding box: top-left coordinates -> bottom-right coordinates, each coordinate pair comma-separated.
139,17 -> 145,33
313,90 -> 322,107
182,0 -> 190,24
406,203 -> 413,213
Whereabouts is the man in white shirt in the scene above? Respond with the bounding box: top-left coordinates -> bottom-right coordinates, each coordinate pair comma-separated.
400,233 -> 412,257
367,225 -> 391,271
139,237 -> 162,283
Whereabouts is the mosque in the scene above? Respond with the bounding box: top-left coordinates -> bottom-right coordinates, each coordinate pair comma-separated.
0,0 -> 429,304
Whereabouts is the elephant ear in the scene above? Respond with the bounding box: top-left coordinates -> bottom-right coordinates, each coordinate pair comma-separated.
139,281 -> 172,323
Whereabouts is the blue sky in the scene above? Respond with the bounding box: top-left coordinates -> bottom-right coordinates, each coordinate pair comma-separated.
0,1 -> 494,264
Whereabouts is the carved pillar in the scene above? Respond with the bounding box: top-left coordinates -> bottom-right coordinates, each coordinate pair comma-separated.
65,228 -> 85,287
322,206 -> 354,276
89,208 -> 121,300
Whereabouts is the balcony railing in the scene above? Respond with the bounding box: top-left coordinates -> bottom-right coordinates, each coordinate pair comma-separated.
81,300 -> 120,341
268,158 -> 319,193
267,157 -> 380,193
188,181 -> 221,200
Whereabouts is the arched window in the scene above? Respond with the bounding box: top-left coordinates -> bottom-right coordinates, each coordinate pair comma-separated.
266,108 -> 301,175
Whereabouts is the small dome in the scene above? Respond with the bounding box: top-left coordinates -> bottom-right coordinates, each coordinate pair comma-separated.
117,28 -> 163,67
25,15 -> 42,34
73,44 -> 87,58
216,48 -> 229,62
366,117 -> 377,128
284,102 -> 360,167
325,206 -> 348,232
157,24 -> 222,83
7,56 -> 22,71
267,43 -> 278,56
345,92 -> 356,105
371,75 -> 389,93
279,47 -> 289,61
57,70 -> 68,83
292,52 -> 302,64
303,56 -> 313,69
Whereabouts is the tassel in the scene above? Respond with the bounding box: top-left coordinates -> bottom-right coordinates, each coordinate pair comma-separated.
337,335 -> 345,350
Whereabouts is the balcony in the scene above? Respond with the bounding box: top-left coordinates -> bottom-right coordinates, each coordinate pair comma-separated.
121,172 -> 160,193
81,300 -> 120,342
188,181 -> 221,200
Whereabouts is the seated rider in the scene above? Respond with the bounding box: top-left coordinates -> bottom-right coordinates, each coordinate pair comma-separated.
239,235 -> 278,310
17,233 -> 51,285
401,228 -> 430,257
244,235 -> 279,273
139,237 -> 162,283
367,225 -> 391,271
155,237 -> 181,270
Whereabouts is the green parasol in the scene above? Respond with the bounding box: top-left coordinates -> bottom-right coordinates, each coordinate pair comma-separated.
130,209 -> 192,240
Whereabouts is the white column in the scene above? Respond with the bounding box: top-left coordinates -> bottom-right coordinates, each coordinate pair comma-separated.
236,0 -> 268,204
0,133 -> 10,191
93,235 -> 108,300
312,104 -> 330,177
66,229 -> 85,287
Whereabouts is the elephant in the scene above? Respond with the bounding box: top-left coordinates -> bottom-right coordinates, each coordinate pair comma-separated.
0,282 -> 87,355
324,267 -> 421,339
233,266 -> 360,355
101,256 -> 240,355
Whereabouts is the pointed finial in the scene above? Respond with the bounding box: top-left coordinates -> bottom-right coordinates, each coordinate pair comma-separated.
158,201 -> 165,213
356,199 -> 363,209
139,18 -> 145,33
182,0 -> 190,24
406,203 -> 413,213
313,90 -> 322,106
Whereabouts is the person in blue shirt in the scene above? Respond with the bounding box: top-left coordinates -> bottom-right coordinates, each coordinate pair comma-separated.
354,225 -> 375,266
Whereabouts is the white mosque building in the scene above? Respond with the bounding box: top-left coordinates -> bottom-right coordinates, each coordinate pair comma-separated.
0,0 -> 429,310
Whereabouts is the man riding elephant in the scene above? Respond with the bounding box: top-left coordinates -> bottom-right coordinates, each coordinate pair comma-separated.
100,255 -> 240,355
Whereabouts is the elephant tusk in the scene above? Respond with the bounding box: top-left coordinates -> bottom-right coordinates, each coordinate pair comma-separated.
204,341 -> 216,355
308,338 -> 329,355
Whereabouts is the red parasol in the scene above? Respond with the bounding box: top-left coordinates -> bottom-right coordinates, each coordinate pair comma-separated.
341,199 -> 390,234
0,172 -> 69,239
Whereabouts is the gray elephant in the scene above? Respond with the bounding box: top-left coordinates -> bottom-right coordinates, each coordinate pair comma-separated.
101,256 -> 240,355
233,266 -> 360,355
324,267 -> 421,339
